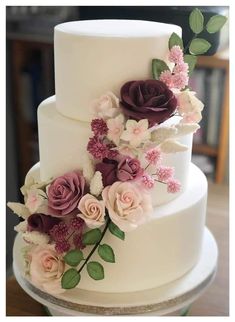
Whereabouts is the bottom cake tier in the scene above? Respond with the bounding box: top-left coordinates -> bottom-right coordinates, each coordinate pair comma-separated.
24,162 -> 207,293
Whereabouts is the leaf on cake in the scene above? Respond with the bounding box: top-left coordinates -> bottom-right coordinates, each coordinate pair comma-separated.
87,261 -> 104,280
151,127 -> 177,145
98,244 -> 115,263
159,139 -> 188,153
7,202 -> 31,219
82,153 -> 95,183
14,220 -> 28,233
175,123 -> 200,136
90,171 -> 104,196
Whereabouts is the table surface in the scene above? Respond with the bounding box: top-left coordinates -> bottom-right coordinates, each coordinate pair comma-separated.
6,181 -> 229,316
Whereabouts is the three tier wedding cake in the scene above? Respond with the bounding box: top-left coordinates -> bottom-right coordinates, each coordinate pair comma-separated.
8,9 -> 227,300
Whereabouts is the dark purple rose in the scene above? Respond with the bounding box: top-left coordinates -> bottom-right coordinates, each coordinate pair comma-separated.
96,159 -> 118,187
117,157 -> 144,182
120,79 -> 177,126
27,213 -> 61,233
48,171 -> 86,216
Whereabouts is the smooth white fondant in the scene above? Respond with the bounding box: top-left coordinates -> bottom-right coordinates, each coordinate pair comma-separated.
13,228 -> 217,315
25,163 -> 207,293
54,20 -> 182,122
37,96 -> 192,206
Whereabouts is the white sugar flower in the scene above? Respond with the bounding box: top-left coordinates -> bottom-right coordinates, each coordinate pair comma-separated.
90,91 -> 120,119
22,231 -> 50,245
118,144 -> 139,158
121,119 -> 150,147
107,114 -> 125,145
25,188 -> 47,214
159,138 -> 188,153
90,171 -> 104,197
177,90 -> 204,123
82,153 -> 95,183
14,220 -> 28,233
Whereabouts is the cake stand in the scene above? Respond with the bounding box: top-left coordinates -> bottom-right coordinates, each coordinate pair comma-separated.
13,227 -> 218,316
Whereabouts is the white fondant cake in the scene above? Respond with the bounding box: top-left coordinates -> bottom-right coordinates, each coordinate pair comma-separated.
9,14 -> 222,301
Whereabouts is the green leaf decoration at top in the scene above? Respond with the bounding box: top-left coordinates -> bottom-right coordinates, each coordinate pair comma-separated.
61,268 -> 81,289
189,38 -> 211,55
152,59 -> 170,80
206,15 -> 227,33
82,228 -> 102,245
168,32 -> 184,50
109,221 -> 125,240
189,8 -> 204,34
87,261 -> 104,280
98,244 -> 115,263
184,54 -> 197,75
64,249 -> 84,267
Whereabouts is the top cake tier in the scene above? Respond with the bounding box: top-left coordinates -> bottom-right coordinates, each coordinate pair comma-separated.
54,19 -> 181,122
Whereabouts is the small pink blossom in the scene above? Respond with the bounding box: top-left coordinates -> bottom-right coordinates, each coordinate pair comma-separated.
159,70 -> 174,88
145,148 -> 162,166
172,72 -> 189,90
87,136 -> 109,160
173,62 -> 189,74
167,178 -> 181,193
169,45 -> 184,64
121,119 -> 150,147
107,114 -> 125,145
141,175 -> 155,189
91,118 -> 108,136
156,166 -> 174,182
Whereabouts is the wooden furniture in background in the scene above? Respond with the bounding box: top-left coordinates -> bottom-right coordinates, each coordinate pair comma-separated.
193,55 -> 229,184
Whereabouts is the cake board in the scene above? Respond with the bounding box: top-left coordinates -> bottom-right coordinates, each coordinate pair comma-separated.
13,227 -> 218,316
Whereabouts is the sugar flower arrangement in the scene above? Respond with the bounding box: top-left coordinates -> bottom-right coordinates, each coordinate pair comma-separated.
8,9 -> 227,294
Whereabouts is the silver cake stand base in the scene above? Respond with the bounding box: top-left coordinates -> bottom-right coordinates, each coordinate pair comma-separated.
13,227 -> 217,316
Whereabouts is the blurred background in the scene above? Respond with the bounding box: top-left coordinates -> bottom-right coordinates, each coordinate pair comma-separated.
6,6 -> 229,315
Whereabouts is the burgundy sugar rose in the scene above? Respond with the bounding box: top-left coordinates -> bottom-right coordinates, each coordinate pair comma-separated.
27,213 -> 61,233
120,79 -> 177,126
48,171 -> 85,216
96,156 -> 144,187
117,157 -> 144,182
96,159 -> 118,187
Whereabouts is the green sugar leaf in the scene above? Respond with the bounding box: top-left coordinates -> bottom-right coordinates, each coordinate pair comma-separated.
63,249 -> 84,267
189,38 -> 211,55
87,261 -> 104,280
152,59 -> 170,80
109,221 -> 125,240
98,244 -> 115,263
168,32 -> 184,50
206,15 -> 227,33
82,228 -> 102,245
184,54 -> 197,75
189,8 -> 204,34
61,268 -> 81,289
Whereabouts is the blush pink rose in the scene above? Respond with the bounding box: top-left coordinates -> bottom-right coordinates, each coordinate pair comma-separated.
28,244 -> 67,294
78,194 -> 105,228
48,171 -> 86,216
102,181 -> 152,232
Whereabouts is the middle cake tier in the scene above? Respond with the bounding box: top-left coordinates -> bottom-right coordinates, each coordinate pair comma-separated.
38,96 -> 193,207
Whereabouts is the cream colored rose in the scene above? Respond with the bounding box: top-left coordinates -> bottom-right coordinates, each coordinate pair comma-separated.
28,244 -> 67,294
78,194 -> 105,228
177,90 -> 204,123
91,91 -> 120,119
102,181 -> 152,232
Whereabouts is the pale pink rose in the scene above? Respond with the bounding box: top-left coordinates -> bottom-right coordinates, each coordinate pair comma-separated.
25,188 -> 47,214
78,194 -> 105,228
91,92 -> 120,119
177,90 -> 204,116
102,181 -> 152,232
121,119 -> 150,147
107,114 -> 125,145
28,244 -> 67,294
